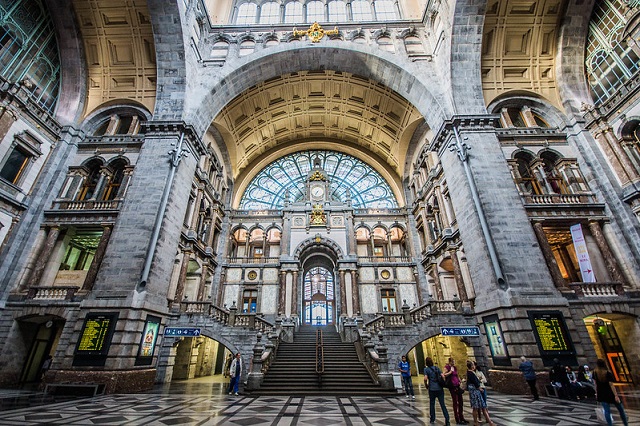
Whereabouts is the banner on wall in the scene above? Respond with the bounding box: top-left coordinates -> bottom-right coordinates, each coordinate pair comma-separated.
570,224 -> 596,283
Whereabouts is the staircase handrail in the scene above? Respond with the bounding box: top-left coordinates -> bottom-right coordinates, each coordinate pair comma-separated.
315,329 -> 324,375
354,328 -> 381,383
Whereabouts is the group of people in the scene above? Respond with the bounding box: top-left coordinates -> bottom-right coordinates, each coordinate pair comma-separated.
400,356 -> 496,426
520,356 -> 629,426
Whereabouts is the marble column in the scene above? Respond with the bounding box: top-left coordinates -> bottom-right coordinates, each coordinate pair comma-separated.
339,270 -> 347,317
173,249 -> 192,304
291,271 -> 299,316
588,221 -> 625,284
448,248 -> 468,301
430,263 -> 444,299
532,221 -> 567,289
350,270 -> 360,315
196,262 -> 209,301
82,224 -> 112,291
27,226 -> 61,288
278,271 -> 286,315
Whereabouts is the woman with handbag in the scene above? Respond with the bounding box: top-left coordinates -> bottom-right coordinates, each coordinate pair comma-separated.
423,357 -> 451,426
593,359 -> 628,426
466,361 -> 496,426
444,357 -> 468,425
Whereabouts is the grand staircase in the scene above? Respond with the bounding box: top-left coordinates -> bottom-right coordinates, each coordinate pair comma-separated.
252,325 -> 398,396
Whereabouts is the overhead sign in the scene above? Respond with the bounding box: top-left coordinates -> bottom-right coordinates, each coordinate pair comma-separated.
440,326 -> 480,337
164,327 -> 201,337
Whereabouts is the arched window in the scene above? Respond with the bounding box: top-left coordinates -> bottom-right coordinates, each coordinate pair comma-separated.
77,160 -> 103,201
103,159 -> 127,201
307,1 -> 325,22
328,1 -> 347,22
236,2 -> 258,24
211,40 -> 230,60
585,0 -> 640,104
351,0 -> 373,22
404,35 -> 425,56
513,152 -> 540,194
260,2 -> 280,24
540,152 -> 567,194
377,36 -> 394,52
0,0 -> 60,113
239,150 -> 398,209
374,0 -> 397,20
239,39 -> 255,56
284,1 -> 304,23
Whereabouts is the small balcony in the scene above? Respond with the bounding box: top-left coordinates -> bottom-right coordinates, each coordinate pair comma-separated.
227,257 -> 279,265
358,255 -> 412,264
52,199 -> 121,211
26,286 -> 79,301
566,282 -> 625,298
523,193 -> 598,205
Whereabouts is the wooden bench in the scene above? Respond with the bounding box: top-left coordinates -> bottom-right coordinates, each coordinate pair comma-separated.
44,382 -> 106,397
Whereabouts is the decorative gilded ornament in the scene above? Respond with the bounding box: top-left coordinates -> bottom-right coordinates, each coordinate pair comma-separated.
293,22 -> 339,43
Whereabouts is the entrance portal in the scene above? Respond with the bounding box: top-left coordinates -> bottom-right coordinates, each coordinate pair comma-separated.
303,266 -> 335,325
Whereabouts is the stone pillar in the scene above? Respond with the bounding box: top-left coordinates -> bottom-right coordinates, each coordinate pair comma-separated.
82,225 -> 112,291
245,332 -> 265,390
196,262 -> 209,301
173,249 -> 192,304
291,270 -> 298,316
430,262 -> 444,299
375,332 -> 394,390
339,269 -> 347,317
532,222 -> 567,289
27,226 -> 61,288
350,270 -> 360,315
448,247 -> 468,301
278,271 -> 286,315
588,221 -> 626,284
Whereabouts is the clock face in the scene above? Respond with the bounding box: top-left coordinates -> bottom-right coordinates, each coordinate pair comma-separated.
311,185 -> 324,199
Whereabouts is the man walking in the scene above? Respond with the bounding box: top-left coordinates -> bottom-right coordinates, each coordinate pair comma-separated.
519,356 -> 539,401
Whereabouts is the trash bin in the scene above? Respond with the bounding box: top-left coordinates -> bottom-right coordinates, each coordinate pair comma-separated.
392,372 -> 403,390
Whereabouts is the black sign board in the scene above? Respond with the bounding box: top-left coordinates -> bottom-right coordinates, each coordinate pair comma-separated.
73,312 -> 118,366
528,310 -> 577,366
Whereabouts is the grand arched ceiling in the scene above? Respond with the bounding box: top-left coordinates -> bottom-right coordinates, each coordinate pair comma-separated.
212,71 -> 423,180
71,0 -> 157,116
481,0 -> 567,108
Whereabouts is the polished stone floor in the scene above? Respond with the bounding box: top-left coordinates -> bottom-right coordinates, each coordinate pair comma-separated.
0,377 -> 637,426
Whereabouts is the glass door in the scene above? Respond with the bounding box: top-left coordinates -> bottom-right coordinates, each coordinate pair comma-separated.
303,266 -> 334,325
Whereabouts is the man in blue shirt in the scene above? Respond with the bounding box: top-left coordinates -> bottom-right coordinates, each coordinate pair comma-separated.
399,355 -> 415,400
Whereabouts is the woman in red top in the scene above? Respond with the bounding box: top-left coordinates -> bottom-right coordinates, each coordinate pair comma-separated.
444,357 -> 468,425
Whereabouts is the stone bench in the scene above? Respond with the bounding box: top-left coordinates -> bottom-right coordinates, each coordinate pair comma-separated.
44,382 -> 106,397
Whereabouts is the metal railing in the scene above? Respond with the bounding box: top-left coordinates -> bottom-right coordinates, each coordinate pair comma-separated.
316,329 -> 324,377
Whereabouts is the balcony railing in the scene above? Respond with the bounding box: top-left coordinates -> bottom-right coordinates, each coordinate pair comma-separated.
227,257 -> 279,264
523,193 -> 597,205
567,282 -> 624,297
26,286 -> 79,300
52,199 -> 121,210
178,301 -> 275,333
358,255 -> 412,263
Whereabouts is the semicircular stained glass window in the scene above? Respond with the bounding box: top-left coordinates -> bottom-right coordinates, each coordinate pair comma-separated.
239,150 -> 398,209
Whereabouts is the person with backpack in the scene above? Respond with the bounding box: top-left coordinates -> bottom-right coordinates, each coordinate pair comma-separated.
423,357 -> 451,426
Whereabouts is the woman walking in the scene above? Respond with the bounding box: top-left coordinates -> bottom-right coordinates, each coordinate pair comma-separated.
593,359 -> 629,426
423,357 -> 451,426
444,357 -> 468,425
466,360 -> 495,426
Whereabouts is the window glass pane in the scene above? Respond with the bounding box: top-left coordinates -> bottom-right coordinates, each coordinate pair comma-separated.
351,0 -> 372,22
0,1 -> 60,113
239,150 -> 398,210
236,2 -> 257,24
307,1 -> 325,22
60,231 -> 102,271
260,2 -> 280,24
284,1 -> 304,23
0,148 -> 29,184
328,1 -> 347,22
585,0 -> 640,104
375,0 -> 397,20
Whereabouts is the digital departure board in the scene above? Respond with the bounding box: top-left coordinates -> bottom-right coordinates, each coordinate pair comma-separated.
528,311 -> 575,356
73,313 -> 118,366
77,316 -> 112,352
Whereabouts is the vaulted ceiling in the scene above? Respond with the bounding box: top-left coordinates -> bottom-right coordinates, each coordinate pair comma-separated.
481,0 -> 567,108
213,71 -> 423,179
72,0 -> 157,116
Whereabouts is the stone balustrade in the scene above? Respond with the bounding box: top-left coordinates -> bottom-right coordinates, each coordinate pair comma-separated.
52,199 -> 122,210
568,282 -> 625,297
27,286 -> 79,300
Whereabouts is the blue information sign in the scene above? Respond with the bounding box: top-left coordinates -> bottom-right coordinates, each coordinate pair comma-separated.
164,327 -> 201,337
440,326 -> 480,337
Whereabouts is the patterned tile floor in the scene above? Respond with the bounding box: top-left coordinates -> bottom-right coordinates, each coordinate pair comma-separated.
0,378 -> 637,426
